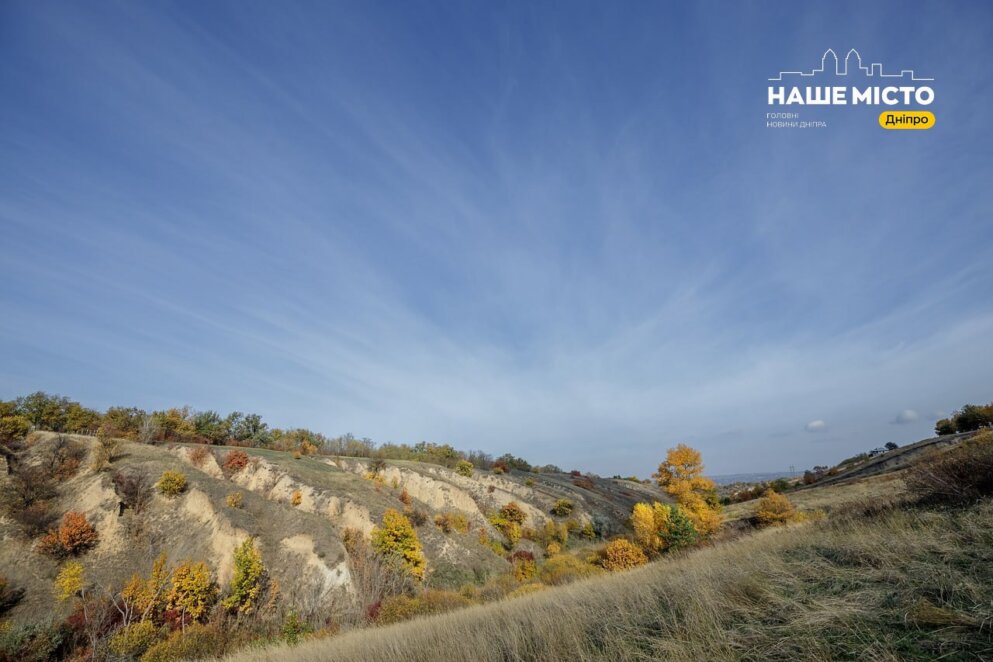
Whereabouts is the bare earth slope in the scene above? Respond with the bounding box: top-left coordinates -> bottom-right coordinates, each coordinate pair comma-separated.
0,434 -> 668,625
227,478 -> 993,662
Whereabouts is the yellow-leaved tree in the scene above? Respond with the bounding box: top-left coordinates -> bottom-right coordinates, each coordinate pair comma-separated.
653,444 -> 722,536
166,560 -> 217,624
120,552 -> 170,624
54,561 -> 85,602
222,537 -> 267,616
631,501 -> 699,555
371,508 -> 426,581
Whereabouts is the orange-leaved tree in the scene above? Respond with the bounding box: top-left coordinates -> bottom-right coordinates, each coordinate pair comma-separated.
37,512 -> 99,558
653,444 -> 722,536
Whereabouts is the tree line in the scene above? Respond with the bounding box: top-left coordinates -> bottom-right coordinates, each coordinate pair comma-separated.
935,402 -> 993,436
0,391 -> 537,472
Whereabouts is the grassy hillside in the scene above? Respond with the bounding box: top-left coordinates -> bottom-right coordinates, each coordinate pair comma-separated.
0,431 -> 669,655
2,422 -> 989,660
799,432 -> 971,488
231,495 -> 993,661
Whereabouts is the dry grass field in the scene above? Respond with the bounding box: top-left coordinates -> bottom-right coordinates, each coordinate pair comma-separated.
230,494 -> 993,662
723,472 -> 907,523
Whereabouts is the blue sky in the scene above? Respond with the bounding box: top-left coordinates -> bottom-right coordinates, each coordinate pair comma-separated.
1,1 -> 991,476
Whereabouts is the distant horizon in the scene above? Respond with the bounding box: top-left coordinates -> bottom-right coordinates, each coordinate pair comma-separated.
2,1 -> 992,477
0,387 -> 957,481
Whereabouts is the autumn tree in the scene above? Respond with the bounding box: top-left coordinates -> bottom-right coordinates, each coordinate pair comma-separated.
54,560 -> 110,654
117,552 -> 171,624
631,501 -> 698,555
100,406 -> 146,439
166,560 -> 217,626
191,410 -> 230,444
15,392 -> 75,431
222,537 -> 267,616
653,444 -> 722,536
935,418 -> 956,436
0,413 -> 31,448
149,407 -> 196,443
37,511 -> 99,558
227,412 -> 272,446
953,404 -> 993,432
64,403 -> 101,434
370,509 -> 426,581
342,527 -> 416,616
54,560 -> 86,602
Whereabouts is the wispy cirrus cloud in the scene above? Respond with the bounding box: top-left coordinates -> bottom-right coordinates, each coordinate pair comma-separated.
1,1 -> 992,476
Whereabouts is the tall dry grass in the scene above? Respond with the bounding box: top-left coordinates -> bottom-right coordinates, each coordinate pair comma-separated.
230,498 -> 993,661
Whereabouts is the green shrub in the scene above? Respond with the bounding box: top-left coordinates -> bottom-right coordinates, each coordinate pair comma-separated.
156,471 -> 188,497
454,460 -> 473,477
282,610 -> 312,644
631,502 -> 698,554
0,622 -> 68,662
663,506 -> 699,550
934,418 -> 956,435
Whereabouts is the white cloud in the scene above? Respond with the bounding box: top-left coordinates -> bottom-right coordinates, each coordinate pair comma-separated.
892,409 -> 920,424
805,420 -> 828,432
